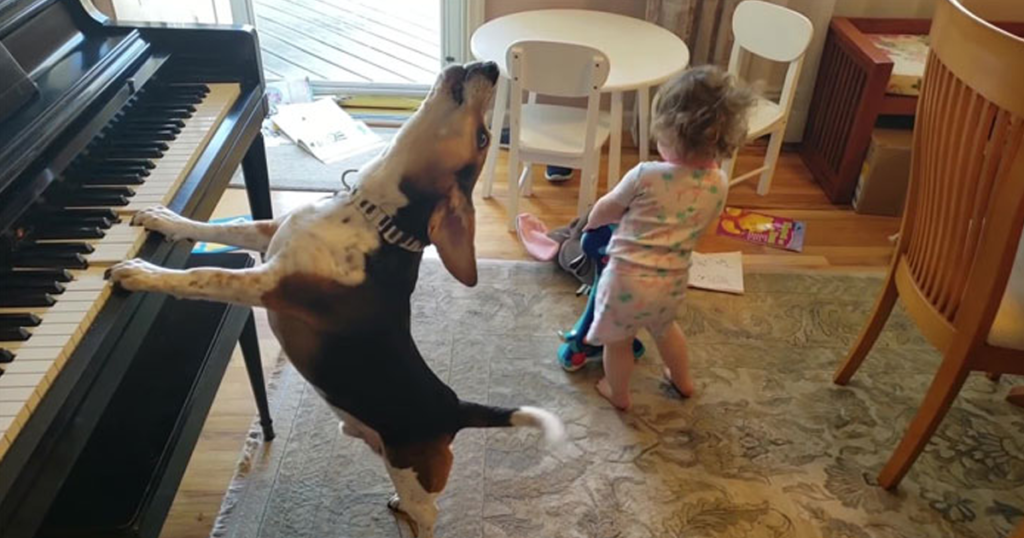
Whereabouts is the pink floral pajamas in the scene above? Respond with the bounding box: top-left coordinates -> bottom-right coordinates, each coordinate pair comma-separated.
586,161 -> 727,346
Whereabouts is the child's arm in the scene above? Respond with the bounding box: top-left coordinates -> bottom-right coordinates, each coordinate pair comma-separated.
587,196 -> 628,230
585,164 -> 642,230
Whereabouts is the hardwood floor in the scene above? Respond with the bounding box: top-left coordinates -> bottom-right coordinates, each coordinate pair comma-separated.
159,147 -> 900,538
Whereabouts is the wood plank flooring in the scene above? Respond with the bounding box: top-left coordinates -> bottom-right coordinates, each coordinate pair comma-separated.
254,0 -> 440,83
159,147 -> 900,538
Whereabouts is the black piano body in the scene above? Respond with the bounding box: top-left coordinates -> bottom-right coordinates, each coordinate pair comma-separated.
0,0 -> 274,536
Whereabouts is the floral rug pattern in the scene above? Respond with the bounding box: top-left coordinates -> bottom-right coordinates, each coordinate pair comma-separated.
212,261 -> 1024,538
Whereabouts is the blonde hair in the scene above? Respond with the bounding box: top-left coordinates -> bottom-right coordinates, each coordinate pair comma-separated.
652,65 -> 755,161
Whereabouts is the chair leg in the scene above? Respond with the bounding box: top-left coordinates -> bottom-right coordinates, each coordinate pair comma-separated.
723,148 -> 738,184
482,76 -> 508,199
507,156 -> 521,231
834,269 -> 899,385
877,345 -> 972,489
578,151 -> 599,217
637,86 -> 651,160
757,127 -> 785,196
522,162 -> 534,197
1007,386 -> 1024,408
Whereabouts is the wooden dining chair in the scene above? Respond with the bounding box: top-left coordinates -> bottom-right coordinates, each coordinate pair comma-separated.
832,0 -> 1024,491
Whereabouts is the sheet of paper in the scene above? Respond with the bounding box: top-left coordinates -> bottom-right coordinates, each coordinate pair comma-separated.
272,99 -> 384,164
689,251 -> 744,295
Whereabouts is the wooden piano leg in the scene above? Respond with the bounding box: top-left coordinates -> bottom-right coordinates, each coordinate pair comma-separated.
240,310 -> 275,441
242,133 -> 273,220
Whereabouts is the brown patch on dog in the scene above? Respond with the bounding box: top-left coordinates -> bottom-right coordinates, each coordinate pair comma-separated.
255,220 -> 279,238
261,273 -> 357,327
385,435 -> 454,493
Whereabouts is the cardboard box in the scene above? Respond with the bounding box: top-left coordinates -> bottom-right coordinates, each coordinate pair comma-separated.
853,128 -> 914,216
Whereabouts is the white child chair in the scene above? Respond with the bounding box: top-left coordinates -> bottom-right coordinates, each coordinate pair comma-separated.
721,0 -> 813,195
484,40 -> 611,231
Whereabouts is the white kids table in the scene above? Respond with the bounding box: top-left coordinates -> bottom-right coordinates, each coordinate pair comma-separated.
471,9 -> 690,189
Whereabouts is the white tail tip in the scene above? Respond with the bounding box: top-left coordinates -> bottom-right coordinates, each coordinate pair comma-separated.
510,406 -> 566,445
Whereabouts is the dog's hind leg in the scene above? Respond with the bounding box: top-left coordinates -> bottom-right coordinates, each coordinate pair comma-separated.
106,258 -> 282,306
132,205 -> 280,251
383,439 -> 453,538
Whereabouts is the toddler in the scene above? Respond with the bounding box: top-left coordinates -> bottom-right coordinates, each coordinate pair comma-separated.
585,66 -> 754,410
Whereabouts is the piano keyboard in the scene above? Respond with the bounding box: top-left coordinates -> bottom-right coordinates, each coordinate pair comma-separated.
0,82 -> 240,459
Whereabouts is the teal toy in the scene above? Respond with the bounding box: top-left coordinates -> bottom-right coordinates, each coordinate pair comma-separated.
558,225 -> 644,371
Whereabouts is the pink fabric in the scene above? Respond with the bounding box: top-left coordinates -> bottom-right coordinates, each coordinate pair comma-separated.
516,213 -> 559,261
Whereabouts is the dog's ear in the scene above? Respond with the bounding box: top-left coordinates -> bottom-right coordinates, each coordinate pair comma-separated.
428,187 -> 477,286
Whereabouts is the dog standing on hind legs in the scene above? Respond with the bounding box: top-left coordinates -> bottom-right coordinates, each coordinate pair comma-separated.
106,62 -> 565,538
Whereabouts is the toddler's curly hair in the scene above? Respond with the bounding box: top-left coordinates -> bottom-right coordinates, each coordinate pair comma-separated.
652,65 -> 755,161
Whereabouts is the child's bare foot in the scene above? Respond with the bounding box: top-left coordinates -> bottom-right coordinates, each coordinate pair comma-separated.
596,377 -> 631,410
663,367 -> 695,398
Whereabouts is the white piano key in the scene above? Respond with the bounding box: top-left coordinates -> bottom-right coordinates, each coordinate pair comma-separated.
0,83 -> 241,456
3,361 -> 53,375
0,387 -> 33,403
0,402 -> 22,417
27,322 -> 79,337
3,346 -> 64,361
0,372 -> 45,388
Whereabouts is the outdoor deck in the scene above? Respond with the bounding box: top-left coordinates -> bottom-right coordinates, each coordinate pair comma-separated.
254,0 -> 440,84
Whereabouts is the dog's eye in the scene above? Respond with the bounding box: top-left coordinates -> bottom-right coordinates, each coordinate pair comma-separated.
477,129 -> 489,149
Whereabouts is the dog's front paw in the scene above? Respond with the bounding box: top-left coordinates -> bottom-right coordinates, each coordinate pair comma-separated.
131,205 -> 190,241
105,258 -> 166,292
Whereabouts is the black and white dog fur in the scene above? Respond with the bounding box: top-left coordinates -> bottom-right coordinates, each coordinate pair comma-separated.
107,62 -> 564,538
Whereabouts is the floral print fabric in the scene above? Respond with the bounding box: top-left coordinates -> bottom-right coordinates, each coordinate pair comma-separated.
587,161 -> 727,345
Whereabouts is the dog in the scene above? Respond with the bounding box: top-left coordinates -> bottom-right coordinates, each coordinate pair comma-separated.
106,61 -> 564,538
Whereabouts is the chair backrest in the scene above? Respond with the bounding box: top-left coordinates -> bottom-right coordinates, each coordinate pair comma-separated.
731,1 -> 813,63
728,1 -> 812,115
506,40 -> 609,98
898,0 -> 1024,334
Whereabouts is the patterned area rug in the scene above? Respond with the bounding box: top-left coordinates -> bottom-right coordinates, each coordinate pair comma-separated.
211,260 -> 1024,538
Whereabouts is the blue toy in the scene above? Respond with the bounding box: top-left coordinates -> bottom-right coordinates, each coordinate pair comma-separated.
557,225 -> 645,371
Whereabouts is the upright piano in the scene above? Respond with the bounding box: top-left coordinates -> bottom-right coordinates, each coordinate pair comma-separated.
0,0 -> 275,535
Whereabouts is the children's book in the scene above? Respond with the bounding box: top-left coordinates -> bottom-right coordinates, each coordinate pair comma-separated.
689,251 -> 744,295
272,99 -> 384,164
192,216 -> 251,254
716,207 -> 806,252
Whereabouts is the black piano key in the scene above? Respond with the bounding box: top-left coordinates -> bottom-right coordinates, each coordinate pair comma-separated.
0,327 -> 30,342
10,252 -> 88,270
0,314 -> 42,327
17,242 -> 94,255
79,174 -> 145,186
140,107 -> 192,118
0,275 -> 66,293
74,186 -> 135,198
60,192 -> 130,207
121,118 -> 186,129
0,291 -> 57,307
105,141 -> 170,152
81,158 -> 156,169
32,227 -> 104,240
84,165 -> 151,177
89,147 -> 164,159
0,349 -> 13,363
35,207 -> 120,224
138,104 -> 197,113
7,268 -> 75,282
114,130 -> 178,141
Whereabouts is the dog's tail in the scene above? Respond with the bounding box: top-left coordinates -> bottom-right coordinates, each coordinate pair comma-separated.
457,401 -> 565,445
